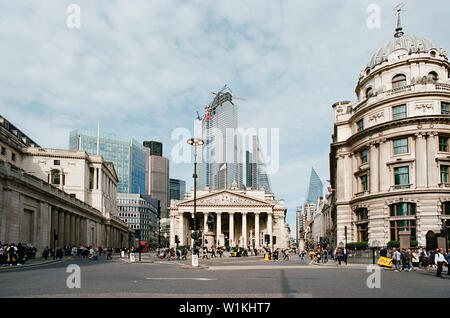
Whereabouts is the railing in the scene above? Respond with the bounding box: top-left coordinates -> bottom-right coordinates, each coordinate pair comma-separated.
435,83 -> 450,92
384,85 -> 413,96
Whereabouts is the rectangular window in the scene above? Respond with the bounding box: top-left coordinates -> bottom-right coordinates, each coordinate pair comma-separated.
361,149 -> 368,164
357,223 -> 368,242
1,147 -> 5,156
439,136 -> 449,152
54,160 -> 60,165
89,167 -> 94,190
357,119 -> 364,132
392,104 -> 407,120
393,138 -> 408,154
11,153 -> 16,161
441,165 -> 449,183
361,174 -> 368,191
394,166 -> 409,185
441,102 -> 450,115
390,220 -> 416,241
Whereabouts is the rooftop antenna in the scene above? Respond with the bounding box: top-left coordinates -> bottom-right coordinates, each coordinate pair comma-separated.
394,2 -> 405,38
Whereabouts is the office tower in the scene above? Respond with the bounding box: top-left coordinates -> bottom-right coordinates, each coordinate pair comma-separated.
198,86 -> 243,190
169,178 -> 186,201
245,136 -> 272,193
143,141 -> 170,219
143,141 -> 163,157
306,168 -> 323,203
69,128 -> 146,194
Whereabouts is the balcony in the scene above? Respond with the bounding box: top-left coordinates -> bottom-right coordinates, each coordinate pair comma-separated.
390,184 -> 412,191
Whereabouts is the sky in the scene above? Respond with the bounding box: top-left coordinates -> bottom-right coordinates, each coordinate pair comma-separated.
1,0 -> 449,236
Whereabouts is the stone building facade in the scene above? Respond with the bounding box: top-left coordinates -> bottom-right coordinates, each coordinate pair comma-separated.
330,19 -> 450,247
0,116 -> 132,254
169,185 -> 289,250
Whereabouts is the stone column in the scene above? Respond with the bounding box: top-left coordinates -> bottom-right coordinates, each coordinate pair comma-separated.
64,212 -> 70,246
75,216 -> 80,246
203,212 -> 208,232
58,210 -> 65,248
216,212 -> 222,246
415,133 -> 427,188
427,132 -> 438,187
169,215 -> 175,247
370,143 -> 379,193
254,212 -> 260,249
50,207 -> 58,249
179,214 -> 185,246
242,212 -> 248,248
70,214 -> 75,245
229,213 -> 234,247
268,213 -> 273,250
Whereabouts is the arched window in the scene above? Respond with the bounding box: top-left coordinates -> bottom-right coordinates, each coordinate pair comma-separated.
428,71 -> 438,82
365,87 -> 374,98
392,74 -> 407,89
51,170 -> 60,185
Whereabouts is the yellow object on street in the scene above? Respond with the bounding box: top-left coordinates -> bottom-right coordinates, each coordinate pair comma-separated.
264,254 -> 269,261
377,256 -> 392,267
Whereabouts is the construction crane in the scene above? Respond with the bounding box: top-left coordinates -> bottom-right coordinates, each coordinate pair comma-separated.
210,84 -> 246,101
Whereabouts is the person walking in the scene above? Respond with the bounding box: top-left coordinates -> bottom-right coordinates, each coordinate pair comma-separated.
7,244 -> 18,266
43,246 -> 50,260
337,248 -> 343,265
392,248 -> 401,272
411,249 -> 419,270
434,248 -> 448,277
446,249 -> 450,275
401,249 -> 411,271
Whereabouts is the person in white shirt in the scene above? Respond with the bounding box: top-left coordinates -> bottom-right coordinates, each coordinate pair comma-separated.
434,249 -> 448,277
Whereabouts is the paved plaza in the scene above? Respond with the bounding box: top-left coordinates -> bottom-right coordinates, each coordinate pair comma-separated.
0,253 -> 448,298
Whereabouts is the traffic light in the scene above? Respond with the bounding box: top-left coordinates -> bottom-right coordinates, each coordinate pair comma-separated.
135,229 -> 141,240
264,234 -> 270,245
175,235 -> 180,244
189,217 -> 200,231
54,232 -> 58,241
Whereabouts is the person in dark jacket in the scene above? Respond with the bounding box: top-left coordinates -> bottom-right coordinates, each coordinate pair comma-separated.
43,246 -> 50,260
380,247 -> 388,258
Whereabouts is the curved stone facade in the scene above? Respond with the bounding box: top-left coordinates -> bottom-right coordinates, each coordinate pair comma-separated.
330,26 -> 450,247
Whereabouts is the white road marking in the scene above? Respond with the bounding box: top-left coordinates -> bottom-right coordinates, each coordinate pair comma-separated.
145,278 -> 217,281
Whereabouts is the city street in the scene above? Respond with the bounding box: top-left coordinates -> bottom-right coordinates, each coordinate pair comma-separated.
0,253 -> 448,298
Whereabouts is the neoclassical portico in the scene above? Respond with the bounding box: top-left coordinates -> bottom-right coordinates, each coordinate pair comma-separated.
169,188 -> 289,250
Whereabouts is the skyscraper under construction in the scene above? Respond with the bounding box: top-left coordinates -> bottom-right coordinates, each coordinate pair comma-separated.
197,86 -> 243,190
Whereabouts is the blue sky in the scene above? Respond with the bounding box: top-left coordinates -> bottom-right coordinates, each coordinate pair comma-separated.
1,0 -> 449,236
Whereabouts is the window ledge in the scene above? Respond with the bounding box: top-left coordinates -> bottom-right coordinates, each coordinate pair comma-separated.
438,183 -> 450,188
390,184 -> 411,190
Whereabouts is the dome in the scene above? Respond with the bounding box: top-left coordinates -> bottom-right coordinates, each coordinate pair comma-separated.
367,34 -> 437,69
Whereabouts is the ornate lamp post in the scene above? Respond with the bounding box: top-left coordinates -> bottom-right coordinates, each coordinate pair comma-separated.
187,138 -> 204,264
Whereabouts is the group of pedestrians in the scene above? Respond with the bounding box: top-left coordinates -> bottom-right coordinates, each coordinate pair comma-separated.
0,243 -> 37,267
390,247 -> 449,277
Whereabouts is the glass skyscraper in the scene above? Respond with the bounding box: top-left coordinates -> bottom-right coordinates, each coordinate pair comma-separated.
306,167 -> 323,203
69,128 -> 146,194
245,136 -> 272,192
169,178 -> 186,201
198,87 -> 243,190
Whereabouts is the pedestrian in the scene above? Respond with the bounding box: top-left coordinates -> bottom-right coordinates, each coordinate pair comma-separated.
392,248 -> 401,272
401,249 -> 411,271
43,246 -> 50,260
411,249 -> 419,270
56,247 -> 63,260
434,249 -> 448,277
427,250 -> 436,271
380,247 -> 388,258
446,249 -> 450,275
337,248 -> 343,265
7,244 -> 18,266
106,247 -> 112,260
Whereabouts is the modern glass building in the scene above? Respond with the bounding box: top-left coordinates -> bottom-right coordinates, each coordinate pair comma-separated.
117,193 -> 159,243
245,136 -> 272,192
198,87 -> 243,190
169,178 -> 186,201
306,168 -> 323,203
69,129 -> 146,194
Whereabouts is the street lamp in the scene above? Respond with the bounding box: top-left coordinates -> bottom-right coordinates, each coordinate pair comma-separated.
187,138 -> 204,264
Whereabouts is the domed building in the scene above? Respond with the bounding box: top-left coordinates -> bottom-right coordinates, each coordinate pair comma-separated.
330,12 -> 450,248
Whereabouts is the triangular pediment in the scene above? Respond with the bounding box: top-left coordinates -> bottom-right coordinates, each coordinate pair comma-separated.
179,190 -> 273,207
